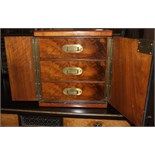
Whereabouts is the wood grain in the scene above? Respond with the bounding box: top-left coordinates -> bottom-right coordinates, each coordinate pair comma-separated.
63,118 -> 130,127
40,60 -> 106,82
5,37 -> 36,101
110,37 -> 152,126
0,114 -> 19,126
34,30 -> 112,37
41,82 -> 105,101
39,38 -> 107,60
39,102 -> 107,108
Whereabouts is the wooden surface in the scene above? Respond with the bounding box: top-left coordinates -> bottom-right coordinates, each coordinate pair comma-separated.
63,118 -> 130,127
41,82 -> 105,101
0,114 -> 19,127
39,38 -> 107,60
110,37 -> 152,126
5,37 -> 36,101
34,30 -> 112,37
40,60 -> 106,82
39,102 -> 107,108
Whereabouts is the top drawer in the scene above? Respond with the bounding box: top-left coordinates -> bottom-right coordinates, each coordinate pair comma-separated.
38,38 -> 107,60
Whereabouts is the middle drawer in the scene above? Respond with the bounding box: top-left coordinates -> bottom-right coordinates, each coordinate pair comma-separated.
40,60 -> 106,82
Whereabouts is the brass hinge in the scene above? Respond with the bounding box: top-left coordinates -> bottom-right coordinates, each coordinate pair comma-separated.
32,37 -> 42,100
137,39 -> 154,55
104,37 -> 113,103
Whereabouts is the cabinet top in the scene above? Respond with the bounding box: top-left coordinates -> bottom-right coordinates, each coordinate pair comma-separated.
34,29 -> 112,37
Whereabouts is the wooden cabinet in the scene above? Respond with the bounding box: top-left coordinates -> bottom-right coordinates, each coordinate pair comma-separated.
4,30 -> 153,126
5,30 -> 112,108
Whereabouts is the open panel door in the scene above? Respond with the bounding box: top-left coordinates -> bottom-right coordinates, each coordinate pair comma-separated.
110,37 -> 153,126
5,37 -> 37,101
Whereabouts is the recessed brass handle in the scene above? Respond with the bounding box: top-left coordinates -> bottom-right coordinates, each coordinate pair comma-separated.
62,44 -> 83,53
63,88 -> 82,96
93,122 -> 102,127
63,67 -> 83,75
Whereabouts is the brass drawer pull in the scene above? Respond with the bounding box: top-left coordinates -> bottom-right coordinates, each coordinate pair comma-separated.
93,122 -> 102,127
63,67 -> 83,75
62,44 -> 83,53
63,88 -> 82,96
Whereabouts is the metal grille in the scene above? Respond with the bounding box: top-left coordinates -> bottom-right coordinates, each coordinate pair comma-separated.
20,115 -> 62,127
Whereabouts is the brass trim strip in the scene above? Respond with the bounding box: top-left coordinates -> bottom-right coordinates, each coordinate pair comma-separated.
40,58 -> 106,61
32,38 -> 42,100
104,37 -> 113,103
38,80 -> 105,83
39,99 -> 107,103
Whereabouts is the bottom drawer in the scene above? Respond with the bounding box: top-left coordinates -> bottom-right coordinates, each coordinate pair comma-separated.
41,82 -> 105,102
63,118 -> 130,127
0,114 -> 19,127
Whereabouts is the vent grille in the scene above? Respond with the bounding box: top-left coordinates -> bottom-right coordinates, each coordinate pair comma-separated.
20,115 -> 62,127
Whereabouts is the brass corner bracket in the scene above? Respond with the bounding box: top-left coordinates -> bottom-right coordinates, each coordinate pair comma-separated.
138,39 -> 154,55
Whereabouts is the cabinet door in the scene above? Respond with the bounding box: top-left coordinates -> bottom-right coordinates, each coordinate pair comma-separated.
110,37 -> 153,126
5,37 -> 36,101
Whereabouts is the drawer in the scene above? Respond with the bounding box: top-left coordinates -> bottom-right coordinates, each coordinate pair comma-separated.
63,118 -> 130,127
40,60 -> 106,82
41,82 -> 105,102
38,38 -> 107,60
0,114 -> 19,127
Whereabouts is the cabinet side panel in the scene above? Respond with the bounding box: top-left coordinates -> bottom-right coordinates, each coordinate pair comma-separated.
110,37 -> 152,126
5,37 -> 36,100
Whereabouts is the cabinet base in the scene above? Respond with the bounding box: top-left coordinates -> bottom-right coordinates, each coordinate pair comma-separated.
39,102 -> 107,108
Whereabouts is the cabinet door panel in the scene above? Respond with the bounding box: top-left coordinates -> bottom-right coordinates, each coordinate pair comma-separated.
110,37 -> 152,126
5,37 -> 36,100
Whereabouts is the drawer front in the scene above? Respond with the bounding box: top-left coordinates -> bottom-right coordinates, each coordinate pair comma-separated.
63,118 -> 130,127
1,114 -> 19,127
38,38 -> 107,60
40,60 -> 106,82
41,82 -> 105,101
